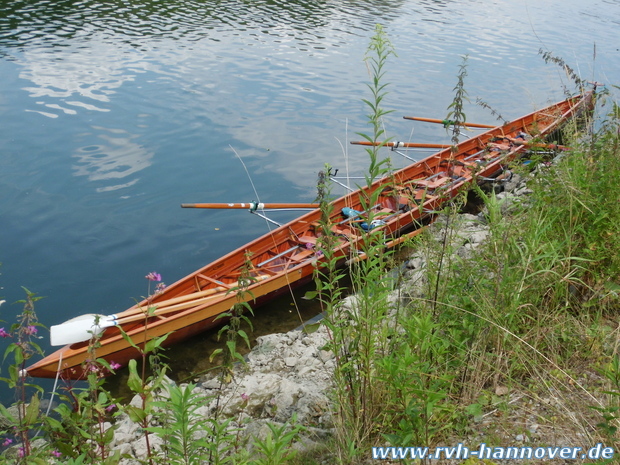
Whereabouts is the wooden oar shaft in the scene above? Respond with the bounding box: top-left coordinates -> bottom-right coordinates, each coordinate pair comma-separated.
115,273 -> 268,325
182,202 -> 318,210
403,116 -> 495,129
112,275 -> 270,320
350,141 -> 451,149
115,292 -> 229,324
117,286 -> 227,319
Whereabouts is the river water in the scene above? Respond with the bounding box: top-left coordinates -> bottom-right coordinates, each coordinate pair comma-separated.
1,0 -> 619,396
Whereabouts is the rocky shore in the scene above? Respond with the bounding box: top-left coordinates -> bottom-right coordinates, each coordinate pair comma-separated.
108,171 -> 543,463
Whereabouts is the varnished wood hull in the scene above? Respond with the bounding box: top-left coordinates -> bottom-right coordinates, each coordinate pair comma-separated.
26,91 -> 593,379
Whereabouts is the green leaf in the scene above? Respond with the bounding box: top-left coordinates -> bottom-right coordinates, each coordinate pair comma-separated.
233,351 -> 246,363
209,348 -> 223,362
103,449 -> 122,465
302,321 -> 322,334
14,347 -> 24,365
237,329 -> 251,349
104,424 -> 116,443
119,328 -> 141,352
24,394 -> 40,425
0,403 -> 15,423
144,332 -> 170,354
98,390 -> 108,405
126,359 -> 144,393
214,311 -> 232,322
45,415 -> 63,430
302,290 -> 318,300
2,343 -> 17,363
125,405 -> 147,424
226,340 -> 237,356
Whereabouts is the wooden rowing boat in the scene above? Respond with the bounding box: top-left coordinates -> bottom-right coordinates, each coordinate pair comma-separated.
26,91 -> 594,379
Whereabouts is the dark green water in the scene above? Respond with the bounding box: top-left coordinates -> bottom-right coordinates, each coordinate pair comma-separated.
1,0 -> 619,399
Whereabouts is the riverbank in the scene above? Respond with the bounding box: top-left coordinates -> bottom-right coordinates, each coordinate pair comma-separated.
107,151 -> 619,464
3,107 -> 619,465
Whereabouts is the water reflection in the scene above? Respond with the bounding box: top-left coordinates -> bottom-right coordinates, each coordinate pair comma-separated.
0,0 -> 408,49
73,126 -> 153,192
16,34 -> 144,115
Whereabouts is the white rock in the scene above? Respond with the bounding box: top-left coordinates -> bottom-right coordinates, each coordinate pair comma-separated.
132,434 -> 163,459
112,442 -> 133,457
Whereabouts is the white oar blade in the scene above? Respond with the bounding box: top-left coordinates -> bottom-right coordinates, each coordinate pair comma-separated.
50,315 -> 117,346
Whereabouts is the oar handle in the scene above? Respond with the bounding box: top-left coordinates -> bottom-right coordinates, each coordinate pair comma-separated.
403,116 -> 495,129
182,202 -> 318,210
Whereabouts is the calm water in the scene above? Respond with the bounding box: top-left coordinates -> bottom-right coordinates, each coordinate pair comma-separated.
1,0 -> 619,398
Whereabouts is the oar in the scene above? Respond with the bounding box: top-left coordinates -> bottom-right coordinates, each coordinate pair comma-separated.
403,116 -> 496,129
50,289 -> 228,346
51,274 -> 272,346
112,272 -> 268,319
81,286 -> 228,325
181,202 -> 318,210
117,286 -> 227,318
350,141 -> 451,149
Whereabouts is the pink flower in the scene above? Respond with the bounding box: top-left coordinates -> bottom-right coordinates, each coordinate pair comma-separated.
2,438 -> 12,447
241,392 -> 249,401
87,363 -> 100,373
155,282 -> 167,294
105,404 -> 117,413
18,447 -> 24,458
51,450 -> 62,458
145,272 -> 162,282
109,361 -> 121,370
24,325 -> 37,336
0,328 -> 10,338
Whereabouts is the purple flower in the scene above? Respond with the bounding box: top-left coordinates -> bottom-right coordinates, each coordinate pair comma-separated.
18,447 -> 24,458
87,363 -> 100,373
109,361 -> 121,370
0,328 -> 10,338
145,272 -> 162,282
155,282 -> 167,294
51,450 -> 62,458
241,392 -> 249,401
105,404 -> 117,413
2,438 -> 12,447
24,325 -> 37,336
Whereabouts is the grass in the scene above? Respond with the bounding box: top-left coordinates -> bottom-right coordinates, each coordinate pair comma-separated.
356,94 -> 620,462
